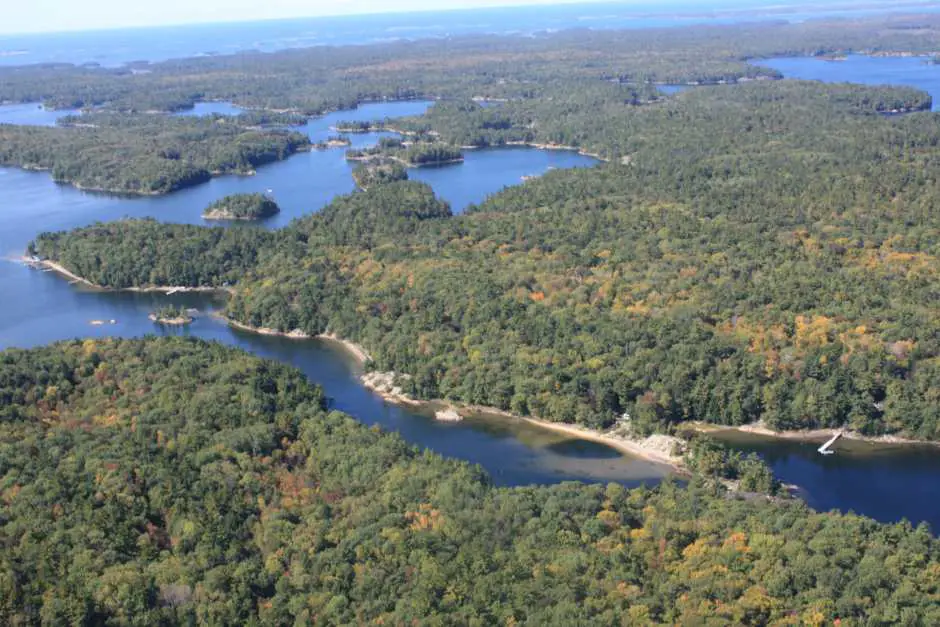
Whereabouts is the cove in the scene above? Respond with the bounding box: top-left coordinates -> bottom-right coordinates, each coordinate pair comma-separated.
3,99 -> 938,529
0,102 -> 82,126
0,100 -> 655,489
712,430 -> 939,530
755,54 -> 940,111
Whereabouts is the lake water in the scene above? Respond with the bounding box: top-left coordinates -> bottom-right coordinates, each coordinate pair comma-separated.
0,100 -> 650,488
756,55 -> 940,111
1,66 -> 939,528
3,1 -> 938,67
0,102 -> 82,126
173,101 -> 246,117
714,431 -> 939,529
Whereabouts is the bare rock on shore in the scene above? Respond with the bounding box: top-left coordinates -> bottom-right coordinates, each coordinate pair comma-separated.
361,371 -> 413,401
434,408 -> 463,423
639,434 -> 686,460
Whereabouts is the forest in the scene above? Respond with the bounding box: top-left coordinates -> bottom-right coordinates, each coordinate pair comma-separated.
6,13 -> 940,115
0,337 -> 937,625
347,139 -> 465,167
203,193 -> 281,220
8,11 -> 940,623
0,113 -> 310,195
352,161 -> 409,190
32,78 -> 940,441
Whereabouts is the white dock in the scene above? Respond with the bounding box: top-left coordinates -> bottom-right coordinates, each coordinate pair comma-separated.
818,432 -> 842,455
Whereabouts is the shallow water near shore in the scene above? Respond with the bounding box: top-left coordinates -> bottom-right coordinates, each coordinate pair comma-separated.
1,86 -> 940,525
0,100 -> 658,489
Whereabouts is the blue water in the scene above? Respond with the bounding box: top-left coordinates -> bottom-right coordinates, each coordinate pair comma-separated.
0,100 -> 594,225
174,101 -> 246,116
715,432 -> 939,530
0,102 -> 81,125
0,100 -> 638,489
657,84 -> 691,95
3,1 -> 939,67
2,18 -> 940,526
410,148 -> 594,209
757,55 -> 940,111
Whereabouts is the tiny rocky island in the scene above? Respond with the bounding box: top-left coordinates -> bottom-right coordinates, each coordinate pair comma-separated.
148,305 -> 193,326
202,193 -> 280,220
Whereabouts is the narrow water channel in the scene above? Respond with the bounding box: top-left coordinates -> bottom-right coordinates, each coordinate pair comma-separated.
1,94 -> 938,528
1,101 -> 656,489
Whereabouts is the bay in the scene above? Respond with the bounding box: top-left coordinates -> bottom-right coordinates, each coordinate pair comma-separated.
0,100 -> 654,489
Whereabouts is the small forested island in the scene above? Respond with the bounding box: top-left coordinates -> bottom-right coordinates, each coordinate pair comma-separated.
202,193 -> 280,220
313,135 -> 353,150
0,337 -> 938,624
334,119 -> 388,133
346,137 -> 464,167
148,305 -> 193,325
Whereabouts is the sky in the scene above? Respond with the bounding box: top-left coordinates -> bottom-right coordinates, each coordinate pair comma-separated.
0,0 -> 646,35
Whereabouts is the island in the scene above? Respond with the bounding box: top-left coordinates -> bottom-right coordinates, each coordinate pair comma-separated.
202,193 -> 280,220
313,135 -> 352,150
148,305 -> 193,325
346,138 -> 464,167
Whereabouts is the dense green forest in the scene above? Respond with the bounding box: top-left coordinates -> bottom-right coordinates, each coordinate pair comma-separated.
348,139 -> 465,167
1,15 -> 938,195
0,113 -> 310,194
352,161 -> 409,190
203,193 -> 280,220
0,338 -> 937,624
33,78 -> 940,441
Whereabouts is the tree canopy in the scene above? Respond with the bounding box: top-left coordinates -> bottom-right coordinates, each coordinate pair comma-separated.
1,338 -> 938,625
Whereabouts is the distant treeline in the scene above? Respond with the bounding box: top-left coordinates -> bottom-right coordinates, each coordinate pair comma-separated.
5,14 -> 940,114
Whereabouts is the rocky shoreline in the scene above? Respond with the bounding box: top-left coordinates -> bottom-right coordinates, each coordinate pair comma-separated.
31,260 -> 938,463
25,258 -> 234,294
697,421 -> 940,449
221,317 -> 373,364
149,314 -> 192,326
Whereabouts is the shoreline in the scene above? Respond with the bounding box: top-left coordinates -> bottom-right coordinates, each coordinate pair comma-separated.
31,261 -> 939,457
220,316 -> 373,364
218,316 -> 684,471
26,259 -> 234,294
196,317 -> 940,466
503,140 -> 608,162
470,406 -> 686,472
346,153 -> 465,168
696,422 -> 940,449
